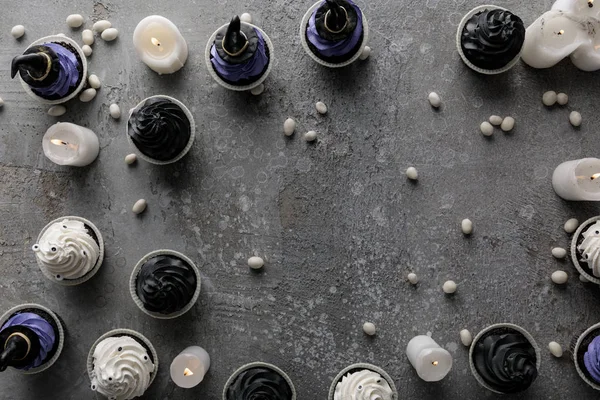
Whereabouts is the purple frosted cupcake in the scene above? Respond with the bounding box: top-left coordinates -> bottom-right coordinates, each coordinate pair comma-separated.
574,323 -> 600,390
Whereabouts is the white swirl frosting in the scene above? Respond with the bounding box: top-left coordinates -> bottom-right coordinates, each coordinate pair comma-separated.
334,369 -> 394,400
578,221 -> 600,277
33,219 -> 100,280
91,336 -> 155,400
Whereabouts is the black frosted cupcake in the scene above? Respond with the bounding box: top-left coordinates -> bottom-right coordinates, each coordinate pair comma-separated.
127,95 -> 195,165
129,250 -> 201,319
456,5 -> 525,74
223,362 -> 296,400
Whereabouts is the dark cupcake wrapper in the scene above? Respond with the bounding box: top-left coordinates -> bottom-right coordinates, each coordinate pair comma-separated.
222,361 -> 296,400
571,216 -> 600,285
327,363 -> 398,400
573,324 -> 600,390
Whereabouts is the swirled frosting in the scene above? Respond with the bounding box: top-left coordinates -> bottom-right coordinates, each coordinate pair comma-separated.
473,332 -> 538,393
135,255 -> 197,315
461,9 -> 526,70
128,98 -> 191,162
91,336 -> 155,400
584,335 -> 600,383
33,219 -> 100,280
334,369 -> 394,400
226,367 -> 293,400
578,221 -> 600,277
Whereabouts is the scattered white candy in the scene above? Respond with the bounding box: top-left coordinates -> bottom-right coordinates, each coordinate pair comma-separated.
82,45 -> 92,57
551,270 -> 568,285
570,111 -> 582,127
101,28 -> 118,41
92,20 -> 111,33
443,280 -> 457,294
362,322 -> 376,336
11,25 -> 25,39
57,33 -> 67,37
564,218 -> 579,233
460,329 -> 473,347
316,101 -> 328,115
248,256 -> 264,269
542,91 -> 557,106
461,219 -> 473,235
250,84 -> 264,96
304,131 -> 317,142
580,274 -> 590,283
359,46 -> 371,60
548,341 -> 563,358
428,92 -> 441,108
557,93 -> 568,105
79,88 -> 97,102
132,199 -> 147,214
240,13 -> 252,23
109,103 -> 121,119
66,14 -> 84,28
489,115 -> 503,126
125,154 -> 137,165
480,121 -> 494,136
48,105 -> 66,117
552,247 -> 567,259
406,167 -> 418,180
283,118 -> 296,136
88,74 -> 101,89
407,273 -> 418,285
501,116 -> 515,132
82,29 -> 94,45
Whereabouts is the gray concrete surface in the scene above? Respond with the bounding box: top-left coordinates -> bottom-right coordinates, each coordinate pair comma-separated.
1,0 -> 600,399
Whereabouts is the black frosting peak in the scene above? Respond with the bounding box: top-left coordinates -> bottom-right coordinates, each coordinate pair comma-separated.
136,254 -> 197,315
215,17 -> 259,64
461,9 -> 525,70
11,45 -> 60,87
315,0 -> 358,41
226,367 -> 293,400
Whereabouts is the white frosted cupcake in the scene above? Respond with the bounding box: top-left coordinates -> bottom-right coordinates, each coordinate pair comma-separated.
87,329 -> 158,400
33,216 -> 104,286
328,363 -> 397,400
572,216 -> 600,284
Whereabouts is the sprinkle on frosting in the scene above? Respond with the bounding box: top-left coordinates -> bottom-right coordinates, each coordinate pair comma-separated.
334,369 -> 394,400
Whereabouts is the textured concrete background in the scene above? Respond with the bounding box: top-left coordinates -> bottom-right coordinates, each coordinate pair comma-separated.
1,0 -> 600,399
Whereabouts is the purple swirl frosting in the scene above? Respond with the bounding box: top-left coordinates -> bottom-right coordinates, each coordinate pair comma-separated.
32,43 -> 80,98
584,336 -> 600,383
1,313 -> 56,370
307,0 -> 363,59
210,29 -> 268,83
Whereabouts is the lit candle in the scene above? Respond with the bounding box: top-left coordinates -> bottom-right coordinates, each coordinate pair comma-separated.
552,158 -> 600,201
169,346 -> 210,388
132,15 -> 188,75
42,122 -> 99,166
406,335 -> 453,382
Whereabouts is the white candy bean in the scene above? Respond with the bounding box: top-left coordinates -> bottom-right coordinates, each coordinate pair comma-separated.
316,101 -> 328,114
88,74 -> 101,89
480,121 -> 494,136
79,88 -> 97,102
564,218 -> 579,233
11,25 -> 25,39
557,93 -> 568,105
548,341 -> 563,358
250,84 -> 264,96
359,46 -> 371,60
125,154 -> 137,165
489,115 -> 503,126
109,104 -> 121,119
407,273 -> 418,284
132,199 -> 147,214
363,322 -> 376,336
461,219 -> 473,235
66,14 -> 84,28
460,329 -> 473,346
406,167 -> 418,180
82,45 -> 93,57
551,270 -> 568,284
101,28 -> 118,41
283,118 -> 296,136
248,256 -> 264,269
82,29 -> 94,45
542,91 -> 557,106
552,247 -> 567,259
428,92 -> 441,108
570,111 -> 582,127
48,105 -> 66,117
304,131 -> 317,142
443,280 -> 457,294
501,116 -> 515,132
93,20 -> 111,33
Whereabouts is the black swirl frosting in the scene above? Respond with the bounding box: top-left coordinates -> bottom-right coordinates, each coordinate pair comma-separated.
135,255 -> 197,315
226,367 -> 293,400
128,98 -> 191,161
473,331 -> 538,393
461,9 -> 525,70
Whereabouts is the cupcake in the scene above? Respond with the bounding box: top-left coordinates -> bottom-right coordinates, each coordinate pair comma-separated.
328,363 -> 397,400
300,0 -> 370,68
11,35 -> 87,104
88,329 -> 157,400
469,323 -> 540,394
0,303 -> 65,374
129,250 -> 201,319
205,16 -> 274,91
33,216 -> 104,286
127,95 -> 195,165
573,322 -> 600,390
223,362 -> 295,400
456,5 -> 526,74
571,216 -> 600,284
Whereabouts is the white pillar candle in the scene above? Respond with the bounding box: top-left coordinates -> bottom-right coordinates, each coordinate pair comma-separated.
42,122 -> 99,167
552,158 -> 600,201
169,346 -> 210,388
406,335 -> 452,382
132,15 -> 188,75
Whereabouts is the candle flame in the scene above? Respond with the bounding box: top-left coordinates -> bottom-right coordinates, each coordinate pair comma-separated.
591,173 -> 600,181
51,139 -> 69,146
432,361 -> 439,366
151,37 -> 161,46
557,30 -> 565,36
183,368 -> 194,377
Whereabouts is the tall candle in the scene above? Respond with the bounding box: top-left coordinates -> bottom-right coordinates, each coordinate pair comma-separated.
406,335 -> 452,382
133,16 -> 188,75
552,158 -> 600,201
42,122 -> 99,167
169,346 -> 210,388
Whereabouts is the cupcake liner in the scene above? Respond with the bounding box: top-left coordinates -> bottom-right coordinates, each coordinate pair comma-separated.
456,5 -> 522,75
34,216 -> 104,286
573,323 -> 600,390
126,95 -> 196,165
129,249 -> 201,319
223,361 -> 296,400
327,363 -> 398,400
571,216 -> 600,285
469,323 -> 541,394
0,303 -> 65,374
300,1 -> 370,68
204,23 -> 274,92
18,35 -> 88,104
